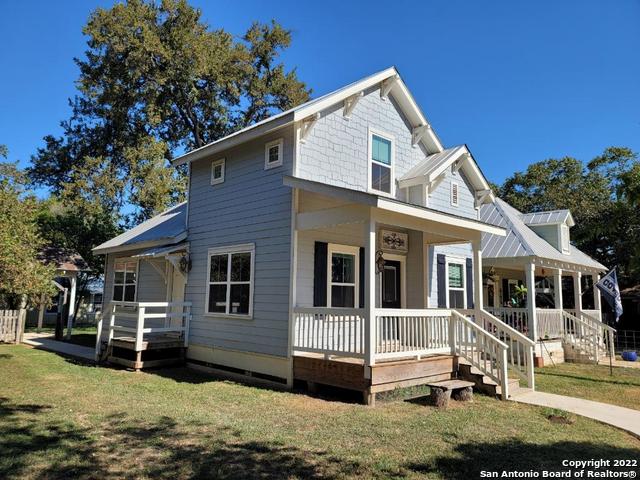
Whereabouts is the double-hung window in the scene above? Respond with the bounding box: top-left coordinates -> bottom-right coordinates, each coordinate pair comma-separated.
447,261 -> 465,308
113,260 -> 138,302
264,139 -> 283,169
370,132 -> 393,194
207,244 -> 254,317
211,158 -> 225,185
328,245 -> 359,308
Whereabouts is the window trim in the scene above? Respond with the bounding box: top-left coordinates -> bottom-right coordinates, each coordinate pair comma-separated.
327,243 -> 360,309
445,256 -> 466,309
112,257 -> 139,304
450,181 -> 459,207
367,127 -> 395,197
264,138 -> 284,169
205,243 -> 255,319
211,158 -> 225,185
560,224 -> 570,254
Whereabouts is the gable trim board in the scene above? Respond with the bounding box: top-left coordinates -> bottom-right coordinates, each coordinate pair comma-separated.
173,67 -> 443,167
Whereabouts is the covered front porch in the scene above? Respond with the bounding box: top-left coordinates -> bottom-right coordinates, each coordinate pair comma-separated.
286,179 -> 535,402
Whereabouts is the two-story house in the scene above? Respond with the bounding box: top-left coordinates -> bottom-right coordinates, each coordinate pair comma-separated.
94,67 -> 539,404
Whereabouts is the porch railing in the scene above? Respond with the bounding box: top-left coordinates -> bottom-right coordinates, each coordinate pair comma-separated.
96,301 -> 192,359
292,307 -> 365,358
458,309 -> 535,389
485,307 -> 528,335
536,309 -> 564,339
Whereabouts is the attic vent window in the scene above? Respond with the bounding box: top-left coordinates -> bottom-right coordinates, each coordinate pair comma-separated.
265,139 -> 283,169
211,158 -> 225,185
451,182 -> 459,206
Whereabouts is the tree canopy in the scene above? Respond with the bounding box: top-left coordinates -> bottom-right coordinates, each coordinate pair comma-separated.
498,147 -> 640,287
29,0 -> 310,225
0,146 -> 56,307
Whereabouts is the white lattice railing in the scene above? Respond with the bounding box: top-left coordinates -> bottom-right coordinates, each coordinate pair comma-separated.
96,301 -> 192,359
536,309 -> 564,339
293,307 -> 365,357
373,309 -> 451,360
451,310 -> 510,399
459,309 -> 535,389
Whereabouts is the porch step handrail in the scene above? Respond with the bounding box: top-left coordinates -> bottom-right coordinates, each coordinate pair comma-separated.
579,311 -> 616,360
450,310 -> 510,399
458,308 -> 535,390
561,310 -> 601,363
96,301 -> 192,359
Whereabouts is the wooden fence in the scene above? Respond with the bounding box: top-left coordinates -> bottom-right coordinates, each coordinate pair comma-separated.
0,309 -> 26,344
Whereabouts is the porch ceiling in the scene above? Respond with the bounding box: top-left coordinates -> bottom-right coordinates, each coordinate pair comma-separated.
284,176 -> 505,242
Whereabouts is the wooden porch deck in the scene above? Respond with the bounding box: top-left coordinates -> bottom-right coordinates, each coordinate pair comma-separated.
293,352 -> 458,405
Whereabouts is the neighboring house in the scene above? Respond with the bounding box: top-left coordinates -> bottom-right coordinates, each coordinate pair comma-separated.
29,247 -> 90,335
479,199 -> 614,365
93,67 -> 546,403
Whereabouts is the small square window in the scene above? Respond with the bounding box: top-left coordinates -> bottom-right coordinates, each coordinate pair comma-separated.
264,139 -> 283,169
211,158 -> 225,185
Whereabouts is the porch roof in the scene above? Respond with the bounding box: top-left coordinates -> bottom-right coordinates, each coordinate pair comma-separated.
480,198 -> 606,272
284,175 -> 505,236
92,203 -> 187,255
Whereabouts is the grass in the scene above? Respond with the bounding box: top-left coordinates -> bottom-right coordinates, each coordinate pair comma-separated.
24,325 -> 96,348
0,346 -> 639,480
535,362 -> 640,410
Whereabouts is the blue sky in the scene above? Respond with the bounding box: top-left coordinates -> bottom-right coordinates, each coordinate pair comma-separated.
1,0 -> 639,190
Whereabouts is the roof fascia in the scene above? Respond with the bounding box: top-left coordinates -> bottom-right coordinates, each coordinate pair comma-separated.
92,231 -> 188,255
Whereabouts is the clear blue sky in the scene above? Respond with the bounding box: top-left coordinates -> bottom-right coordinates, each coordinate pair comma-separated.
1,0 -> 639,189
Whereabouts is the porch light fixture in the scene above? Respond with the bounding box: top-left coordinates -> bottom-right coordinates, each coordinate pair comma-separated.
375,250 -> 386,274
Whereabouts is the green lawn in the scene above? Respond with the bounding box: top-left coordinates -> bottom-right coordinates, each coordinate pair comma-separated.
1,346 -> 639,480
535,362 -> 640,410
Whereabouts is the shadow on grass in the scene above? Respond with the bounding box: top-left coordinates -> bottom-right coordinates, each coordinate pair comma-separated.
0,397 -> 376,479
404,440 -> 640,479
0,353 -> 13,359
536,369 -> 640,387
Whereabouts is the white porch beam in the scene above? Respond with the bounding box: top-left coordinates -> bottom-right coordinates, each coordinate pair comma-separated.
473,239 -> 483,312
594,273 -> 602,312
380,74 -> 400,100
553,269 -> 563,310
525,262 -> 537,341
364,211 -> 376,370
65,275 -> 77,341
411,124 -> 431,147
300,113 -> 321,143
296,205 -> 368,231
343,91 -> 363,119
573,271 -> 583,317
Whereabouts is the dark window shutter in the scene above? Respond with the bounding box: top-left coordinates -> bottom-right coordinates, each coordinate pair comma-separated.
502,278 -> 509,305
466,258 -> 474,309
437,254 -> 447,308
313,242 -> 328,307
359,247 -> 365,308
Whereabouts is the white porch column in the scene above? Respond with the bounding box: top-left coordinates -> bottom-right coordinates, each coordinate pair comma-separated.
553,269 -> 563,310
525,262 -> 537,341
65,274 -> 77,340
594,273 -> 602,313
573,271 -> 583,318
364,211 -> 376,369
472,239 -> 483,312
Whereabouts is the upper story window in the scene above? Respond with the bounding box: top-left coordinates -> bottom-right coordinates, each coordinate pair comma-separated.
206,244 -> 255,317
264,139 -> 283,169
113,259 -> 138,302
451,182 -> 459,206
211,158 -> 225,185
369,131 -> 393,195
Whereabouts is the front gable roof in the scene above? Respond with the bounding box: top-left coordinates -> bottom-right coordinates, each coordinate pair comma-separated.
172,67 -> 444,166
480,198 -> 605,271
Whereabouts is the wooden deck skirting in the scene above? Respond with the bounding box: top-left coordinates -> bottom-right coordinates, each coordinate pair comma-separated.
293,353 -> 457,405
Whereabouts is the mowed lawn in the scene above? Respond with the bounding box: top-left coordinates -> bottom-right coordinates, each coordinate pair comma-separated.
24,326 -> 97,348
1,346 -> 639,480
535,362 -> 640,410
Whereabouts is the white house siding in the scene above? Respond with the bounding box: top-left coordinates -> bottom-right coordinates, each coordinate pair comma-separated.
185,126 -> 294,358
529,224 -> 560,251
297,86 -> 427,196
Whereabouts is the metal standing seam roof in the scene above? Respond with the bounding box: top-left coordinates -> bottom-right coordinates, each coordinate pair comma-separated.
480,198 -> 606,270
399,146 -> 465,182
92,202 -> 187,254
521,209 -> 575,227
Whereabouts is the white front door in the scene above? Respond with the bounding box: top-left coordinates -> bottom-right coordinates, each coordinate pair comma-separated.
170,264 -> 186,329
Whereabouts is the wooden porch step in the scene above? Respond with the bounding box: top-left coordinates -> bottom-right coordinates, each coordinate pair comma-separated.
426,379 -> 475,391
108,355 -> 184,371
456,359 -> 521,399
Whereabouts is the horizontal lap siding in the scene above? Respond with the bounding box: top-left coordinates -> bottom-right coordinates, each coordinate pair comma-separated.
427,243 -> 474,308
186,126 -> 294,358
428,169 -> 478,220
297,86 -> 426,196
